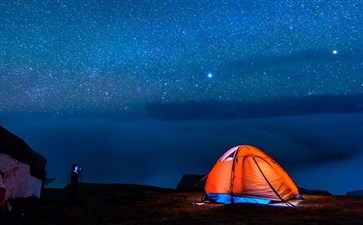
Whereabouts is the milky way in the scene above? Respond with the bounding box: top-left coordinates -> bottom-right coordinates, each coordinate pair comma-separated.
1,0 -> 362,115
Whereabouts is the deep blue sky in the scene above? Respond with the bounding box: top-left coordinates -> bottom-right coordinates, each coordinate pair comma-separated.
1,0 -> 362,112
1,0 -> 362,194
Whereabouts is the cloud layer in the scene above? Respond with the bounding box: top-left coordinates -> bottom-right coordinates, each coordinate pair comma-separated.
146,94 -> 363,120
1,111 -> 362,194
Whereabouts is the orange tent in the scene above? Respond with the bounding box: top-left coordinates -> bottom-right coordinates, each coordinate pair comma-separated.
205,145 -> 300,204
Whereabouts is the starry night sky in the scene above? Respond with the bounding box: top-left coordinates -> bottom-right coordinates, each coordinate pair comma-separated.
1,0 -> 362,114
1,0 -> 363,194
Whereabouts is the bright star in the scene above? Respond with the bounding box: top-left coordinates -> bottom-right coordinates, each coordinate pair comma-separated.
332,50 -> 338,55
208,73 -> 213,78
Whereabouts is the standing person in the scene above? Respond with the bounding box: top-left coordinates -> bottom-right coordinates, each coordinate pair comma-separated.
70,163 -> 82,200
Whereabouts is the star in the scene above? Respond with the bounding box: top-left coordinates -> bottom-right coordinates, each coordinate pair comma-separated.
0,1 -> 361,109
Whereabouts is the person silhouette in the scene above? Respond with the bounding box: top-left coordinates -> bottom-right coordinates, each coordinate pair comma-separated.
70,163 -> 82,200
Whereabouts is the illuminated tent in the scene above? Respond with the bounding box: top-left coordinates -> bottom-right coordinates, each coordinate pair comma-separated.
205,145 -> 299,204
0,126 -> 46,199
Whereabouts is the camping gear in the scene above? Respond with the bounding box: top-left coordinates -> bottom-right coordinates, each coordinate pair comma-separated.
205,145 -> 299,204
0,126 -> 46,199
177,174 -> 206,191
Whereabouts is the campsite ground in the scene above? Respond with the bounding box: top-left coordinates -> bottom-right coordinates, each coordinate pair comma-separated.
2,183 -> 363,225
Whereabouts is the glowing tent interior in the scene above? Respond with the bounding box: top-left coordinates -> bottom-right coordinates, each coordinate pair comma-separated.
205,145 -> 300,204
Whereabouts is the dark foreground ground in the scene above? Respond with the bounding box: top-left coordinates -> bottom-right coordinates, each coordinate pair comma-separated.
2,183 -> 363,225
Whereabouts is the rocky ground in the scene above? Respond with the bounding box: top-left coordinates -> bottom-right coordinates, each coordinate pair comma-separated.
2,183 -> 363,225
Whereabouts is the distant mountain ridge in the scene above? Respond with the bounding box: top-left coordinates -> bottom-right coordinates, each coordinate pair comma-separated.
145,94 -> 363,121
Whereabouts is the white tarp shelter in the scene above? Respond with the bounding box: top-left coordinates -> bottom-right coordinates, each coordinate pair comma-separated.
0,126 -> 46,199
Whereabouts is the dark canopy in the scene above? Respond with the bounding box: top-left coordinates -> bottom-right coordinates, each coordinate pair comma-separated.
0,126 -> 46,180
177,174 -> 206,191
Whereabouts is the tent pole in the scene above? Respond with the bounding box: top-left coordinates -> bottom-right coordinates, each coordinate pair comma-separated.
252,157 -> 286,203
229,146 -> 241,202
